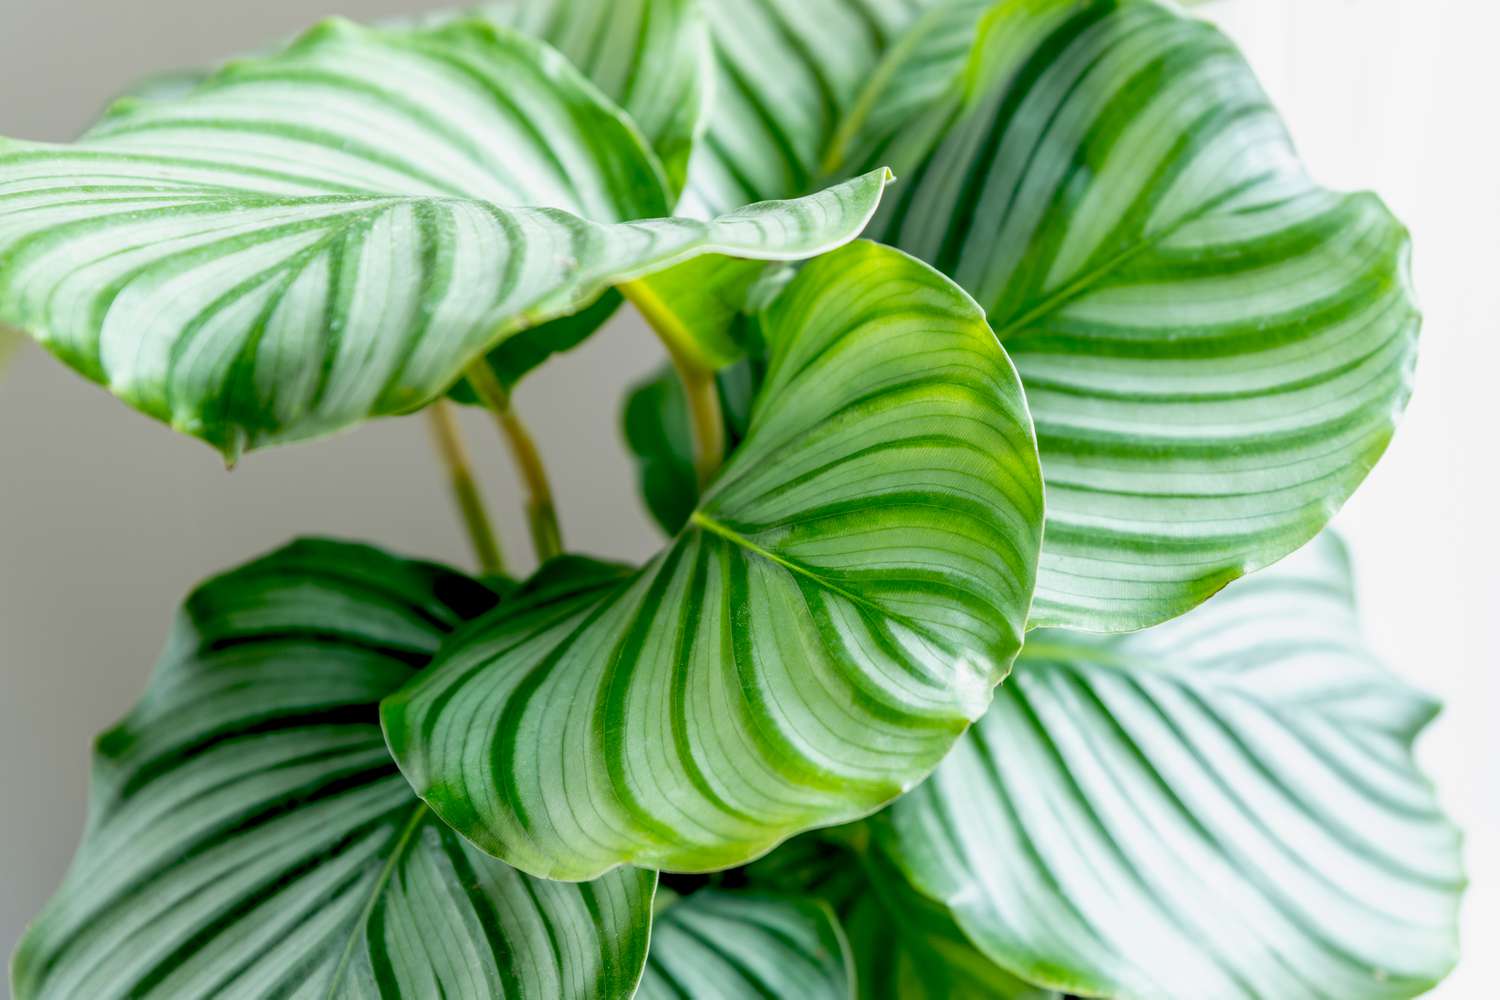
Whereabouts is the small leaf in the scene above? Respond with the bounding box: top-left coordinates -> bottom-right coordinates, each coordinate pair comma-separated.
9,540 -> 654,1000
622,366 -> 699,536
682,0 -> 939,216
850,0 -> 1421,630
621,359 -> 766,536
383,241 -> 1044,880
638,891 -> 852,1000
0,17 -> 892,459
872,533 -> 1463,999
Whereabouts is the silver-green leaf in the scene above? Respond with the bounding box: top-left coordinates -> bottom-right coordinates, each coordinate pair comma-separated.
852,0 -> 1421,630
872,533 -> 1463,999
638,891 -> 852,1000
682,0 -> 939,217
478,0 -> 710,193
745,834 -> 1057,1000
10,540 -> 655,1000
0,17 -> 891,459
383,241 -> 1044,881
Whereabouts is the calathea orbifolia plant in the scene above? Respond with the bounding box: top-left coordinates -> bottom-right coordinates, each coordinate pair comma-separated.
1,0 -> 1463,997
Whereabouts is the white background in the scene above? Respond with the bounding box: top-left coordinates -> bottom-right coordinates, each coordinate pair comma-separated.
0,1 -> 1494,996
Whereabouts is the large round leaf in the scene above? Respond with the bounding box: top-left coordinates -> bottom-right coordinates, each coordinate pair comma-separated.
637,890 -> 851,1000
852,0 -> 1421,630
0,17 -> 891,459
872,533 -> 1463,999
383,241 -> 1044,880
101,1 -> 713,392
10,540 -> 655,1000
682,0 -> 940,217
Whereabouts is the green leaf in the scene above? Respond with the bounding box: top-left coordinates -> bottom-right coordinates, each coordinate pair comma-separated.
0,323 -> 20,370
622,366 -> 700,536
851,0 -> 1421,630
747,835 -> 1056,1000
825,0 -> 996,176
113,2 -> 711,198
102,0 -> 712,395
383,241 -> 1044,880
871,533 -> 1463,999
450,288 -> 627,396
478,0 -> 710,194
0,17 -> 892,460
621,359 -> 768,536
623,256 -> 776,370
10,540 -> 655,1000
682,0 -> 940,216
637,890 -> 852,1000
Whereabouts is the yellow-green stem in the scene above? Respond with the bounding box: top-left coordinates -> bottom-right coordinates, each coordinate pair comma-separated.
425,401 -> 506,576
619,281 -> 725,488
465,362 -> 564,563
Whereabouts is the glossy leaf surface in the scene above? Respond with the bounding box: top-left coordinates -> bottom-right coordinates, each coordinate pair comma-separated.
874,533 -> 1463,999
637,891 -> 851,1000
0,17 -> 890,458
10,540 -> 654,1000
384,242 -> 1044,880
856,0 -> 1421,630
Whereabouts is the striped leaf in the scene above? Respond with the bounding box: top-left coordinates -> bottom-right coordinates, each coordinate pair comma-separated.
825,0 -> 996,175
637,891 -> 852,1000
478,0 -> 709,193
0,17 -> 891,460
10,540 -> 655,1000
682,0 -> 939,217
852,0 -> 1421,630
114,3 -> 710,198
383,241 -> 1045,880
872,533 -> 1464,1000
104,1 -> 711,392
747,835 -> 1056,1000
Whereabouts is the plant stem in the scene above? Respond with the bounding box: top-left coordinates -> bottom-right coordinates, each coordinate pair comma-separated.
465,362 -> 564,563
619,281 -> 725,488
425,401 -> 506,577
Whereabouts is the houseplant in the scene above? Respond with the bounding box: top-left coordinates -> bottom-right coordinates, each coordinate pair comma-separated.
1,0 -> 1463,996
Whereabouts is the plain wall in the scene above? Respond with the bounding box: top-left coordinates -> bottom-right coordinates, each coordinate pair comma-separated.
1,1 -> 1494,997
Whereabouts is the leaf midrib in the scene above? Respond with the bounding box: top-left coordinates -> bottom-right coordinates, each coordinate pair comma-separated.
688,509 -> 931,640
322,802 -> 429,998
